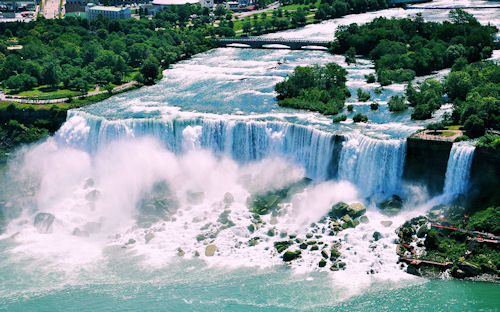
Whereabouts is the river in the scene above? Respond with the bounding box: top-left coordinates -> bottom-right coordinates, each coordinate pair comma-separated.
0,0 -> 499,310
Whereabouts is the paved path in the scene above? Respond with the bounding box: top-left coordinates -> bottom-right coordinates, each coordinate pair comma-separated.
1,81 -> 137,105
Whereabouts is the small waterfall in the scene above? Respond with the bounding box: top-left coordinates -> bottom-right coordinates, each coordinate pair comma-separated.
338,133 -> 407,197
443,143 -> 475,198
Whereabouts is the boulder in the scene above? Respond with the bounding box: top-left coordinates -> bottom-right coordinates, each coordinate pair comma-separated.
145,233 -> 155,244
72,227 -> 89,237
321,250 -> 329,259
406,265 -> 421,277
85,190 -> 100,202
378,195 -> 403,216
458,261 -> 481,277
205,244 -> 217,256
310,244 -> 319,251
347,203 -> 366,218
299,243 -> 308,250
283,250 -> 301,262
329,202 -> 349,218
359,216 -> 369,224
380,221 -> 393,227
319,259 -> 327,268
223,192 -> 234,205
372,231 -> 382,241
34,212 -> 55,234
416,224 -> 428,238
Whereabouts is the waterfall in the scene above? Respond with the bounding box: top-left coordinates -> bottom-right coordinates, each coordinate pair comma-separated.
55,112 -> 407,196
443,143 -> 475,198
338,133 -> 407,197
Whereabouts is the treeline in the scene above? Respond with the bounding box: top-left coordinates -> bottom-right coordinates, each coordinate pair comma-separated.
274,63 -> 350,115
329,9 -> 497,85
239,0 -> 390,36
0,6 -> 216,94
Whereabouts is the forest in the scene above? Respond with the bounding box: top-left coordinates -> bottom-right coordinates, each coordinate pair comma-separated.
274,63 -> 350,115
0,5 -> 216,95
329,9 -> 497,85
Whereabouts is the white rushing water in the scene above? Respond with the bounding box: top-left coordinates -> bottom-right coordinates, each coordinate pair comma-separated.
443,143 -> 476,198
0,0 -> 498,307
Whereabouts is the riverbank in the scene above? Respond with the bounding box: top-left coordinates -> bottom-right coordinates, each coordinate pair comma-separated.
0,83 -> 140,157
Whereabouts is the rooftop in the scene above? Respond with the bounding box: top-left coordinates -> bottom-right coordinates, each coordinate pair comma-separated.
87,5 -> 129,11
151,0 -> 198,5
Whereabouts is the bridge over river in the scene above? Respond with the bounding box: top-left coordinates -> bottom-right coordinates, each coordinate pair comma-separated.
217,37 -> 330,50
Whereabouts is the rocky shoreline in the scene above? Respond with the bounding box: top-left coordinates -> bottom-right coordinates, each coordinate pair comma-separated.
396,205 -> 500,283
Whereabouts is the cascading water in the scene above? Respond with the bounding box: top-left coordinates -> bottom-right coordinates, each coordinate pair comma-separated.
338,133 -> 407,197
443,143 -> 476,198
56,112 -> 407,195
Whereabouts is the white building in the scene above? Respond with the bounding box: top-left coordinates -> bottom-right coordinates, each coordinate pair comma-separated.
85,4 -> 131,20
151,0 -> 212,9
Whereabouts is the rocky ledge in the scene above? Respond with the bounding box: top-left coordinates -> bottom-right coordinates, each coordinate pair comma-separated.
396,205 -> 500,282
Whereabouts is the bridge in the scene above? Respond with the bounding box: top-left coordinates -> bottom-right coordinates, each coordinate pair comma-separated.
217,37 -> 330,50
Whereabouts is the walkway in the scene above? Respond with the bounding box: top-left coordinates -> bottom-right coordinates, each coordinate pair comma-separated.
1,81 -> 137,105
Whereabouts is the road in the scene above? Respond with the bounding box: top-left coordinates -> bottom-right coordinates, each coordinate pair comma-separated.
41,0 -> 64,19
233,1 -> 280,18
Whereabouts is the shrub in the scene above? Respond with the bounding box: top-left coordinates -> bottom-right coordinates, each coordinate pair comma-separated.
388,95 -> 407,112
370,102 -> 379,110
353,113 -> 368,123
332,114 -> 347,123
347,104 -> 354,112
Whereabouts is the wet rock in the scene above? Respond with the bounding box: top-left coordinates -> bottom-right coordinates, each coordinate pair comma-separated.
338,262 -> 346,269
380,221 -> 393,227
310,244 -> 319,251
283,250 -> 301,262
270,217 -> 278,225
194,251 -> 200,257
85,190 -> 100,202
329,202 -> 349,218
319,259 -> 327,267
247,224 -> 255,233
330,247 -> 341,260
145,232 -> 155,243
205,244 -> 217,256
406,265 -> 421,276
267,228 -> 276,237
223,192 -> 234,205
458,261 -> 481,277
321,250 -> 329,259
178,249 -> 185,257
347,203 -> 366,218
299,243 -> 308,249
248,238 -> 259,246
83,178 -> 94,189
330,265 -> 339,271
306,240 -> 317,245
360,216 -> 369,224
72,227 -> 89,237
306,233 -> 313,238
416,224 -> 428,238
274,241 -> 293,253
34,212 -> 55,234
378,195 -> 402,216
372,231 -> 382,241
187,191 -> 204,205
126,239 -> 136,245
451,268 -> 467,279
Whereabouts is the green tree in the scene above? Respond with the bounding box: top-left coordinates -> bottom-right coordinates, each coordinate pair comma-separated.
445,71 -> 473,101
140,57 -> 160,85
388,95 -> 407,112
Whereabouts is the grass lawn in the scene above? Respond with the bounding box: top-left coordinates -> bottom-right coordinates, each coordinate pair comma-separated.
440,131 -> 457,137
446,125 -> 463,130
3,85 -> 96,100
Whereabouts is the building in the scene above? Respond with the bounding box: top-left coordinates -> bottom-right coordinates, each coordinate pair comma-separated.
85,3 -> 131,20
151,0 -> 212,9
65,0 -> 87,13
